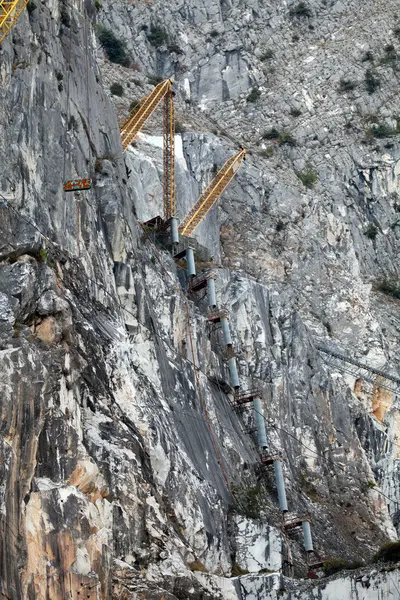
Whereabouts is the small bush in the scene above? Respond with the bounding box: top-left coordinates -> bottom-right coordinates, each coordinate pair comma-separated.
55,71 -> 63,81
60,5 -> 70,27
381,44 -> 397,65
231,563 -> 249,577
27,1 -> 37,15
147,74 -> 163,85
38,248 -> 47,263
290,108 -> 302,117
289,2 -> 312,17
68,115 -> 79,133
97,26 -> 131,67
367,123 -> 397,138
94,0 -> 102,10
279,132 -> 296,146
395,28 -> 400,40
364,223 -> 378,239
188,560 -> 208,573
374,541 -> 400,563
147,25 -> 168,48
261,49 -> 274,60
110,82 -> 124,96
230,485 -> 263,519
259,147 -> 273,157
367,480 -> 377,488
175,120 -> 186,133
263,128 -> 280,140
209,30 -> 219,38
247,87 -> 261,102
376,279 -> 400,299
362,50 -> 374,62
339,78 -> 357,92
296,165 -> 318,189
323,558 -> 350,576
365,69 -> 380,94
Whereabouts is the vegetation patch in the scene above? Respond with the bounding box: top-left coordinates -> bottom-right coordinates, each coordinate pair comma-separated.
247,87 -> 261,102
230,485 -> 263,519
146,74 -> 163,85
296,165 -> 318,189
188,560 -> 208,572
374,541 -> 400,563
110,82 -> 124,96
231,563 -> 249,577
364,223 -> 378,239
380,44 -> 397,65
289,2 -> 312,17
97,26 -> 131,67
339,78 -> 357,93
362,50 -> 374,62
375,279 -> 400,299
147,25 -> 168,47
261,49 -> 274,61
365,69 -> 380,94
27,1 -> 37,15
367,122 -> 399,138
290,108 -> 302,117
259,147 -> 273,158
322,558 -> 359,576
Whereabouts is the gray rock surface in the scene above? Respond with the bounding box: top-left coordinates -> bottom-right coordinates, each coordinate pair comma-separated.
1,0 -> 400,598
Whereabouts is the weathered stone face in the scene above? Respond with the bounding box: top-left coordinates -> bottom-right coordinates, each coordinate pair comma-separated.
1,0 -> 400,598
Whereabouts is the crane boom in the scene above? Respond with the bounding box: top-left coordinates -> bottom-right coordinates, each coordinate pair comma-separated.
163,87 -> 175,219
120,79 -> 173,151
178,148 -> 246,237
0,0 -> 29,44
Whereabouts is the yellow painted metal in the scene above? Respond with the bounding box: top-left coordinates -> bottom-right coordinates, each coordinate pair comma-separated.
178,148 -> 246,237
163,88 -> 175,220
120,78 -> 173,151
0,0 -> 29,44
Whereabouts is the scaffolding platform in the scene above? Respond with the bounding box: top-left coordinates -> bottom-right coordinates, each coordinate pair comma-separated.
63,178 -> 92,192
141,215 -> 168,231
189,270 -> 216,293
207,307 -> 229,323
260,454 -> 278,466
234,388 -> 262,405
283,516 -> 310,531
173,235 -> 212,262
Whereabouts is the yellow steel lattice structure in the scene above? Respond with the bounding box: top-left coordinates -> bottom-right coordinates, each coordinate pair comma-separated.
120,78 -> 175,221
0,0 -> 29,44
163,87 -> 175,219
178,148 -> 246,237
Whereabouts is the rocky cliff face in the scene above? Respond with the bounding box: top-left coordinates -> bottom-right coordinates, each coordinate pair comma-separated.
1,0 -> 400,598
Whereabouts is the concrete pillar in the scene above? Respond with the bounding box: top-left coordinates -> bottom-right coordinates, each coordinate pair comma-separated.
253,396 -> 268,448
221,317 -> 232,347
273,461 -> 288,512
228,357 -> 240,389
302,521 -> 313,552
186,247 -> 196,277
207,277 -> 217,308
170,216 -> 179,245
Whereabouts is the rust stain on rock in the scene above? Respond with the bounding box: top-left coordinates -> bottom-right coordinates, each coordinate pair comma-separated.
371,385 -> 392,422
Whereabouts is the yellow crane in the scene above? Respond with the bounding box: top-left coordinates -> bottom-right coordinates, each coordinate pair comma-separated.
178,148 -> 246,237
120,78 -> 175,220
120,80 -> 246,238
0,0 -> 29,44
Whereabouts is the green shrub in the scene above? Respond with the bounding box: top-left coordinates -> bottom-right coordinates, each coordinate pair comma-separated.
262,128 -> 280,140
261,49 -> 274,60
323,558 -> 350,576
68,115 -> 79,133
231,563 -> 249,577
188,560 -> 208,572
290,108 -> 302,117
279,132 -> 296,146
259,147 -> 273,157
27,1 -> 37,15
365,69 -> 380,94
339,78 -> 357,92
147,26 -> 168,47
110,82 -> 124,96
209,30 -> 219,38
374,541 -> 400,563
60,5 -> 70,27
362,50 -> 374,62
147,74 -> 163,85
94,0 -> 102,10
367,123 -> 397,138
230,485 -> 263,519
380,44 -> 397,65
97,26 -> 131,67
376,279 -> 400,299
247,87 -> 261,102
296,165 -> 318,188
364,223 -> 378,239
38,248 -> 47,263
175,120 -> 186,133
129,100 -> 141,112
289,2 -> 312,17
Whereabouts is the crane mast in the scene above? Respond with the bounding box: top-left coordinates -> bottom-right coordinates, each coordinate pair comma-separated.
178,148 -> 246,237
0,0 -> 29,44
120,79 -> 175,222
